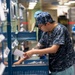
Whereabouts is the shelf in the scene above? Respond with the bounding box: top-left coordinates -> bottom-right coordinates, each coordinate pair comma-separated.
0,31 -> 37,41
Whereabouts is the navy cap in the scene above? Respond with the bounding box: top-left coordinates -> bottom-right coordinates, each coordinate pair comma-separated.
35,12 -> 55,27
34,10 -> 42,19
34,10 -> 42,27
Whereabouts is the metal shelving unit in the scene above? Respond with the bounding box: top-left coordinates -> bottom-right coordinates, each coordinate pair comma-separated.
1,0 -> 49,75
2,0 -> 37,75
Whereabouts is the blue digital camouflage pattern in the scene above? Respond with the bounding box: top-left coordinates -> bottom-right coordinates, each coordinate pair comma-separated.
34,11 -> 42,27
34,10 -> 42,18
35,12 -> 55,27
39,24 -> 75,72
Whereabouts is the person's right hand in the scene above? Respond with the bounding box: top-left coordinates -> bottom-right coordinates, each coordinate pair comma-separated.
23,50 -> 34,58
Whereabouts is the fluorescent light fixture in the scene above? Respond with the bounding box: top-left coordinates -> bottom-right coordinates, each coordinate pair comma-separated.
28,2 -> 37,9
58,5 -> 68,7
69,1 -> 75,4
64,2 -> 70,5
64,1 -> 75,5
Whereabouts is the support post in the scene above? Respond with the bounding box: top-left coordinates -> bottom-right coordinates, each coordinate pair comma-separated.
6,0 -> 12,75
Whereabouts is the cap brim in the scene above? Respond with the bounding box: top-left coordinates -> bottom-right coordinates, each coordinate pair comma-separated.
35,21 -> 39,27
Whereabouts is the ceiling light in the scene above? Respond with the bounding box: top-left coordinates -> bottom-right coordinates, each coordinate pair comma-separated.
28,2 -> 37,9
69,1 -> 75,4
64,1 -> 75,5
64,2 -> 70,5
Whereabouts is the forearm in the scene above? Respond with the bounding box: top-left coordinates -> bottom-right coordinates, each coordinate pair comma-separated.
32,45 -> 59,55
18,57 -> 28,63
25,44 -> 59,58
32,48 -> 49,55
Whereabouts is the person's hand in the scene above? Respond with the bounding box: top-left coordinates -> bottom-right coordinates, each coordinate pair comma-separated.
13,61 -> 21,65
23,50 -> 34,58
13,57 -> 29,65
